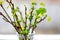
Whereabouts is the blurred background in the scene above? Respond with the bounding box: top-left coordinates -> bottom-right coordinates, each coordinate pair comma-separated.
0,0 -> 60,34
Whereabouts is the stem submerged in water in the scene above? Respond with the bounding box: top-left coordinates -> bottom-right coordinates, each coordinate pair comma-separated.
19,34 -> 31,40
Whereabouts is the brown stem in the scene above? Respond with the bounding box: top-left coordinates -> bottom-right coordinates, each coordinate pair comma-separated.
6,0 -> 15,22
15,14 -> 22,30
3,18 -> 10,23
24,5 -> 27,29
6,0 -> 14,9
31,18 -> 37,33
6,0 -> 22,32
32,15 -> 47,33
17,7 -> 24,23
0,5 -> 12,22
24,35 -> 27,40
0,12 -> 10,23
37,15 -> 47,23
0,12 -> 20,34
29,6 -> 34,30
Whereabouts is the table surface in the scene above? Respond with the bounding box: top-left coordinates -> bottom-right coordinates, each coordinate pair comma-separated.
0,34 -> 60,40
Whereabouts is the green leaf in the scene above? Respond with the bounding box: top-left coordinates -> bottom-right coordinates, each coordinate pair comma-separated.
47,16 -> 51,22
29,16 -> 33,21
7,5 -> 11,8
21,30 -> 25,35
35,14 -> 40,19
21,29 -> 30,35
40,2 -> 45,6
36,16 -> 40,19
30,0 -> 37,5
12,8 -> 18,14
26,29 -> 30,35
36,8 -> 46,16
31,24 -> 34,27
31,2 -> 37,5
15,21 -> 18,26
21,26 -> 24,30
12,13 -> 16,17
36,9 -> 40,15
0,0 -> 4,5
12,7 -> 18,18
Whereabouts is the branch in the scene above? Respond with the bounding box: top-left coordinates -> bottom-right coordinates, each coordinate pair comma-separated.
2,15 -> 20,34
0,5 -> 20,32
37,15 -> 47,23
3,18 -> 10,23
0,12 -> 16,27
31,17 -> 37,33
5,0 -> 22,33
0,5 -> 12,22
17,7 -> 24,23
29,6 -> 34,30
3,17 -> 21,34
6,0 -> 15,22
31,15 -> 47,33
24,5 -> 27,29
6,0 -> 14,9
0,2 -> 21,34
0,13 -> 21,34
15,14 -> 22,30
0,12 -> 10,23
6,0 -> 22,30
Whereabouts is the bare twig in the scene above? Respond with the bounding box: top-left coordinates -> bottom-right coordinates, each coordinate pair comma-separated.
6,0 -> 14,9
0,12 -> 21,34
31,18 -> 37,33
0,5 -> 12,22
29,6 -> 34,30
17,7 -> 24,23
6,0 -> 15,22
24,5 -> 27,29
37,15 -> 47,23
6,0 -> 22,30
15,14 -> 22,30
3,18 -> 10,23
0,12 -> 10,23
32,15 -> 47,33
1,0 -> 22,33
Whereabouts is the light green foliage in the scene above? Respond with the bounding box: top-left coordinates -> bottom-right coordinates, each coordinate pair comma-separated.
26,13 -> 30,19
47,16 -> 51,22
30,0 -> 37,5
36,15 -> 40,19
12,7 -> 18,17
34,22 -> 37,26
16,20 -> 18,26
21,26 -> 25,30
12,7 -> 18,14
36,8 -> 46,16
7,5 -> 12,8
36,2 -> 46,16
29,16 -> 33,21
35,14 -> 40,19
0,0 -> 4,5
21,29 -> 30,35
40,2 -> 45,6
31,2 -> 37,5
31,24 -> 35,27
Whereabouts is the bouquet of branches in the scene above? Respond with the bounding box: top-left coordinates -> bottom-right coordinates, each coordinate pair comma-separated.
0,0 -> 50,40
